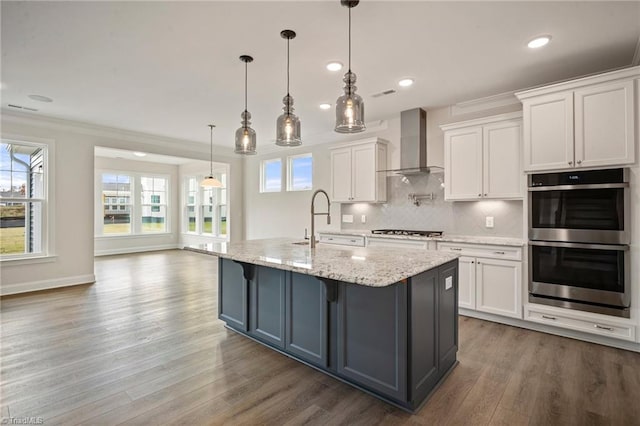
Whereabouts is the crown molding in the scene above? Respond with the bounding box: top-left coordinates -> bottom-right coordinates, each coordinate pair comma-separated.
451,91 -> 520,116
0,109 -> 239,158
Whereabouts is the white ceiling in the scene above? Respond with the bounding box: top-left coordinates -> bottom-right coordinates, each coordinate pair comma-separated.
2,1 -> 639,150
94,146 -> 198,165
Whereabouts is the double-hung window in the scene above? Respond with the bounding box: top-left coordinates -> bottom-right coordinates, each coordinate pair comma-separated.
141,177 -> 167,233
183,173 -> 227,237
0,139 -> 48,257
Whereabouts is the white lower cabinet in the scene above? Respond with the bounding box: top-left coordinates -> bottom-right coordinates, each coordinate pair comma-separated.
438,242 -> 522,319
318,233 -> 365,247
367,237 -> 436,250
525,305 -> 636,342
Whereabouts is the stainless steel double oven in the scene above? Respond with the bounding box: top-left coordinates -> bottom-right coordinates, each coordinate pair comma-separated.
528,168 -> 630,318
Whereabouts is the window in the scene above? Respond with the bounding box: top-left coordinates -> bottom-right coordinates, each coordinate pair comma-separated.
260,158 -> 282,193
101,174 -> 132,234
183,173 -> 227,238
287,153 -> 313,191
0,140 -> 47,257
96,172 -> 169,236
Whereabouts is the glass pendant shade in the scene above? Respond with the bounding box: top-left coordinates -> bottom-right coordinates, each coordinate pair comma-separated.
335,71 -> 365,133
235,111 -> 257,155
201,124 -> 223,187
276,95 -> 301,146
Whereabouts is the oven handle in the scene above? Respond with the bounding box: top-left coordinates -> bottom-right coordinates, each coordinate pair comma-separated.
529,241 -> 629,251
528,183 -> 629,191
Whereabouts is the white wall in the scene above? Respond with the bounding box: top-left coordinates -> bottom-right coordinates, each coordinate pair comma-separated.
94,156 -> 180,255
0,111 -> 244,295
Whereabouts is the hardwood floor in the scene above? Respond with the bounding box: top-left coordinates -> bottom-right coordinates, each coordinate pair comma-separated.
2,249 -> 640,425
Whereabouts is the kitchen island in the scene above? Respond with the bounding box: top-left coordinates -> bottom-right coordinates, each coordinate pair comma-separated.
186,238 -> 459,412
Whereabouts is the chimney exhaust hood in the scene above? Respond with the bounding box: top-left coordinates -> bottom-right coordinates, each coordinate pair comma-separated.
380,108 -> 441,175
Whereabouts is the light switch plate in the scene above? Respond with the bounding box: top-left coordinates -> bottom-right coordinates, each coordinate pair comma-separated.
342,214 -> 354,223
361,215 -> 366,223
445,276 -> 453,290
485,216 -> 494,228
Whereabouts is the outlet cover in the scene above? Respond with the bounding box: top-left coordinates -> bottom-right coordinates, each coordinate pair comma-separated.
342,214 -> 354,223
485,216 -> 494,228
361,215 -> 366,223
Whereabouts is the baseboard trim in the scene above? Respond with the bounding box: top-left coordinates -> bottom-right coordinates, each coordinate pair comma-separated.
94,244 -> 180,256
0,273 -> 96,296
459,309 -> 640,352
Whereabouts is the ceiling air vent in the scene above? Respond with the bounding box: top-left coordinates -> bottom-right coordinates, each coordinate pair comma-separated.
371,89 -> 397,98
7,104 -> 38,112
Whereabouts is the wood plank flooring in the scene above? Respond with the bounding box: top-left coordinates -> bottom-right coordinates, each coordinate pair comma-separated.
2,249 -> 640,425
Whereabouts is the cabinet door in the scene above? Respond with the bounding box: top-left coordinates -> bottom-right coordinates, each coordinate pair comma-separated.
575,80 -> 635,168
330,148 -> 352,202
285,273 -> 328,367
483,120 -> 523,199
249,266 -> 286,348
444,127 -> 483,200
218,258 -> 248,331
351,144 -> 376,202
457,256 -> 476,310
522,92 -> 574,171
438,261 -> 458,372
476,258 -> 521,319
337,282 -> 407,401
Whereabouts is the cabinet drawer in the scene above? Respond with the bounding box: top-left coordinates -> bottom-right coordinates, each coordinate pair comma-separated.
437,242 -> 522,261
319,234 -> 365,247
367,237 -> 429,250
525,306 -> 635,342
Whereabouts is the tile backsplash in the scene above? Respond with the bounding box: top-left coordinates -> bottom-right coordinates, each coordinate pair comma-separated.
341,174 -> 524,238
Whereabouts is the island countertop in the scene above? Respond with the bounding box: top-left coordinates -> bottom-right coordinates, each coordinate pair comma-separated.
185,238 -> 459,287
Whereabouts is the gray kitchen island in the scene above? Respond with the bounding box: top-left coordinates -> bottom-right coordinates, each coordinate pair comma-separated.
186,238 -> 459,412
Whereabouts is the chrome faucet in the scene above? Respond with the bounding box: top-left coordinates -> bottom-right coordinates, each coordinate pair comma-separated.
310,189 -> 331,249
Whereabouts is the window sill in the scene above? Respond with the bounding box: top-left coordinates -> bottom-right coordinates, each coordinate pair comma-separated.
95,232 -> 173,239
0,255 -> 58,265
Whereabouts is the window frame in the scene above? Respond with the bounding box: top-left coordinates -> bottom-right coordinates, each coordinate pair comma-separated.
182,172 -> 228,238
286,152 -> 313,192
260,158 -> 283,193
95,171 -> 171,237
0,136 -> 54,262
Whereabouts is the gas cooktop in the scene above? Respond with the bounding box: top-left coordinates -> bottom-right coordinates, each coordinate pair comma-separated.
371,229 -> 443,237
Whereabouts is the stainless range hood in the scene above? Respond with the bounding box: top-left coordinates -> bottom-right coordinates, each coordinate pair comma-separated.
380,108 -> 441,175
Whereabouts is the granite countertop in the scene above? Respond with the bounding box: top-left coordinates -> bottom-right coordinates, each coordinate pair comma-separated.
322,230 -> 525,247
185,238 -> 459,287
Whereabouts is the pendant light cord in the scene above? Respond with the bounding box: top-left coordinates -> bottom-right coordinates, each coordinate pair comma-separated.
348,5 -> 352,73
244,61 -> 248,129
287,37 -> 290,97
209,125 -> 214,176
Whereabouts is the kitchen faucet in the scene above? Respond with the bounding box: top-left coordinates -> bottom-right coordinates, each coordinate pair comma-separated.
310,189 -> 331,249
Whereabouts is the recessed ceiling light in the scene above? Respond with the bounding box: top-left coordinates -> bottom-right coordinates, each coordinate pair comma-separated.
398,78 -> 415,87
326,61 -> 343,72
133,152 -> 147,157
319,103 -> 331,110
28,94 -> 53,103
527,35 -> 551,49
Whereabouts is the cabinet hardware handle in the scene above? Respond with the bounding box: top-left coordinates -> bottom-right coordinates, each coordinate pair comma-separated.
478,193 -> 482,197
542,315 -> 557,320
328,238 -> 334,241
450,248 -> 462,251
577,160 -> 582,165
594,324 -> 614,331
484,193 -> 488,196
494,251 -> 505,255
471,261 -> 474,264
477,261 -> 481,264
568,161 -> 573,165
350,239 -> 356,243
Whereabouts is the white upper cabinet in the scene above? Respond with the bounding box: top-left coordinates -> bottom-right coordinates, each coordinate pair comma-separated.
517,66 -> 638,172
442,112 -> 523,201
329,138 -> 387,203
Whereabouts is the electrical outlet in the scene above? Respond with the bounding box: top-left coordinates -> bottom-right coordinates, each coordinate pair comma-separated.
342,214 -> 354,223
361,215 -> 366,223
485,216 -> 494,228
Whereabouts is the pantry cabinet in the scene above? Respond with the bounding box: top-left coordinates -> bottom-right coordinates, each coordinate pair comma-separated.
442,112 -> 523,201
517,67 -> 638,172
329,138 -> 387,203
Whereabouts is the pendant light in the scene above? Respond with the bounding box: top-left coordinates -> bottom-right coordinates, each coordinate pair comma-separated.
335,0 -> 365,133
201,124 -> 223,188
275,30 -> 302,146
235,55 -> 257,155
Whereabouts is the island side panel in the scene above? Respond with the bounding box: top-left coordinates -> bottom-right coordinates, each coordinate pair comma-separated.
285,273 -> 328,368
336,282 -> 408,403
218,258 -> 249,331
249,266 -> 286,349
438,260 -> 459,370
409,268 -> 439,405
